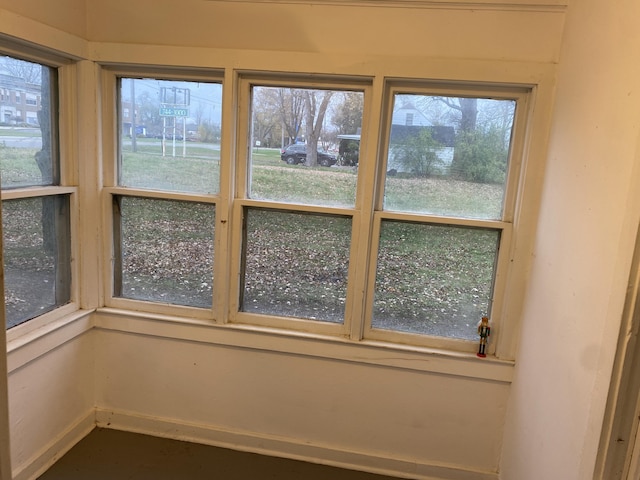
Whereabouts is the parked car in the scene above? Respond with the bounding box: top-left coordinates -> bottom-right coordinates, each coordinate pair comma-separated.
337,134 -> 360,166
280,144 -> 337,167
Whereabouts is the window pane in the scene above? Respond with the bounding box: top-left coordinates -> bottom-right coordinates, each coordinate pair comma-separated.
248,86 -> 362,208
372,221 -> 499,340
241,208 -> 351,322
115,196 -> 215,308
384,94 -> 515,220
119,78 -> 222,194
3,196 -> 71,328
0,56 -> 57,188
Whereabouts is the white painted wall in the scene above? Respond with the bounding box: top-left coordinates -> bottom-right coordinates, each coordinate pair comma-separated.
6,314 -> 95,480
0,0 -> 86,40
500,0 -> 640,478
91,311 -> 513,478
86,0 -> 565,63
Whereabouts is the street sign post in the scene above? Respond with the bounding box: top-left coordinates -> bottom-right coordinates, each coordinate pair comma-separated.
159,87 -> 191,157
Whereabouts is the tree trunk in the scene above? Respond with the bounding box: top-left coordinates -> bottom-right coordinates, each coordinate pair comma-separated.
303,91 -> 334,167
36,66 -> 55,254
450,97 -> 478,177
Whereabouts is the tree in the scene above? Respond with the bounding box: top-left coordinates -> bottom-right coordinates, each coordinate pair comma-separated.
252,88 -> 280,148
35,65 -> 55,253
277,88 -> 305,145
393,127 -> 443,177
454,125 -> 508,184
198,120 -> 220,143
1,57 -> 41,84
136,90 -> 161,130
250,86 -> 336,155
434,97 -> 478,176
194,102 -> 206,128
332,91 -> 363,135
303,90 -> 334,166
251,87 -> 305,147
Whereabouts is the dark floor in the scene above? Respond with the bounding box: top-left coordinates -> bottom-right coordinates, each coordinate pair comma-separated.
38,428 -> 404,480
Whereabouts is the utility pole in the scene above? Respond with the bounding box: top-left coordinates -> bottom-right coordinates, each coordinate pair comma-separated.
130,79 -> 137,153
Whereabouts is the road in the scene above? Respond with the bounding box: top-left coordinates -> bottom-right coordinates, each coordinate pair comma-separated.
0,127 -> 42,148
0,135 -> 42,148
0,127 -> 225,152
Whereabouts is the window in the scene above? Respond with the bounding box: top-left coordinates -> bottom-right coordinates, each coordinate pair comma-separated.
0,55 -> 72,329
366,86 -> 522,347
109,74 -> 222,314
107,70 -> 531,355
113,196 -> 215,308
229,80 -> 365,335
405,112 -> 414,126
229,76 -> 528,353
241,208 -> 351,323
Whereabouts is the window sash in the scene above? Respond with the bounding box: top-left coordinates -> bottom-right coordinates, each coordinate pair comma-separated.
104,68 -> 532,355
104,68 -> 225,320
0,51 -> 74,331
230,75 -> 530,353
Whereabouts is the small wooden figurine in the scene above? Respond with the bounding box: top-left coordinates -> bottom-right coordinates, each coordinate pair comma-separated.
477,316 -> 490,358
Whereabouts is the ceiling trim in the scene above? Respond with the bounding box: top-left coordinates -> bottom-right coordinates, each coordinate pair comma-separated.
204,0 -> 567,12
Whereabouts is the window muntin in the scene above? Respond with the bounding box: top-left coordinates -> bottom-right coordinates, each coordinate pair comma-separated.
3,195 -> 71,329
383,94 -> 515,220
118,77 -> 222,195
0,56 -> 57,189
240,208 -> 351,323
113,196 -> 215,308
371,220 -> 499,340
248,86 -> 363,208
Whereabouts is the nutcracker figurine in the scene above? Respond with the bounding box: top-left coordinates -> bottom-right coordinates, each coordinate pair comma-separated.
477,316 -> 490,358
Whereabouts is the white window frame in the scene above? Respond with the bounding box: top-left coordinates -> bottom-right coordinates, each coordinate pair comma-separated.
0,46 -> 80,340
101,67 -> 225,321
229,74 -> 531,354
228,74 -> 373,338
100,66 -> 539,360
360,80 -> 531,355
229,74 -> 533,356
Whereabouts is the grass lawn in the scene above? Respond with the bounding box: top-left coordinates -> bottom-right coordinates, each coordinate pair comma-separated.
2,142 -> 503,339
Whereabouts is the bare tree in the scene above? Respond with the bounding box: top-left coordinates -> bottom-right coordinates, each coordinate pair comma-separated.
1,57 -> 42,85
35,65 -> 55,253
277,88 -> 305,145
252,86 -> 334,155
303,90 -> 334,166
252,87 -> 282,148
437,97 -> 478,133
331,91 -> 363,135
194,102 -> 206,127
434,97 -> 478,175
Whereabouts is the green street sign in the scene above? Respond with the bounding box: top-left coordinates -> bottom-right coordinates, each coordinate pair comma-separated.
159,106 -> 189,117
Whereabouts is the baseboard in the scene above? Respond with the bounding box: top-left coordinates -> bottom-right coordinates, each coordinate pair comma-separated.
95,407 -> 498,480
12,408 -> 96,480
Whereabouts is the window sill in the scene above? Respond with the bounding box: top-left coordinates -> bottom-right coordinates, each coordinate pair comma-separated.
95,307 -> 514,383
